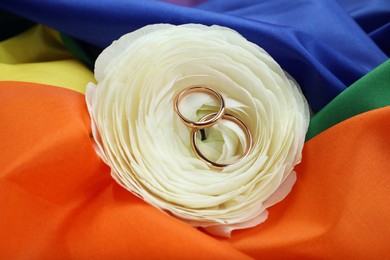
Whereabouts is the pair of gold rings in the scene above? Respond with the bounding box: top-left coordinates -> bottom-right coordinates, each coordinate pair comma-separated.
174,86 -> 252,169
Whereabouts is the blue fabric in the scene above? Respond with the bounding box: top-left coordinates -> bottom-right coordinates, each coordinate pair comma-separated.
0,0 -> 388,112
337,0 -> 390,56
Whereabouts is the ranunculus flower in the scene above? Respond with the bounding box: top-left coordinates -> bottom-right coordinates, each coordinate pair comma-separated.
86,24 -> 310,237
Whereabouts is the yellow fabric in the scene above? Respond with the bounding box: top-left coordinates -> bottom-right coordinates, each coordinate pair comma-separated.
0,25 -> 94,93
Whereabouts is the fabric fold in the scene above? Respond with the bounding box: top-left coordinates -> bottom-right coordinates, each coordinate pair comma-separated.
0,0 -> 387,112
306,59 -> 390,140
0,0 -> 389,258
228,106 -> 390,258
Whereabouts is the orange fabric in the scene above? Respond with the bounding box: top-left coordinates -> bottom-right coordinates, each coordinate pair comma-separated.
1,81 -> 389,258
228,107 -> 390,258
0,81 -> 249,259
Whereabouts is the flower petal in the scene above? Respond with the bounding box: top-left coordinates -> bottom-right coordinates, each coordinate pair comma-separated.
86,24 -> 309,234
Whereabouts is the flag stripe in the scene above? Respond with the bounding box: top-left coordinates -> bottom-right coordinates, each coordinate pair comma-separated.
0,25 -> 94,93
306,59 -> 390,140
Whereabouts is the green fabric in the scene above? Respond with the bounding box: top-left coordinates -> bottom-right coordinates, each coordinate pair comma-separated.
306,59 -> 390,140
60,33 -> 94,69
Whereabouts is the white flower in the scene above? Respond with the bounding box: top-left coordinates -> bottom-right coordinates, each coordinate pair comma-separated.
86,24 -> 310,237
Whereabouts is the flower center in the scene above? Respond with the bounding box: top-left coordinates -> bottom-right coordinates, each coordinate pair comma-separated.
174,86 -> 252,169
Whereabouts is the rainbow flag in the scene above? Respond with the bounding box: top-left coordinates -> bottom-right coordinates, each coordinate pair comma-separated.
0,0 -> 389,258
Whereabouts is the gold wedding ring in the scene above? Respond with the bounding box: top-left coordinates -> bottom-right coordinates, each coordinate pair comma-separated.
174,86 -> 253,169
174,86 -> 225,129
191,113 -> 253,169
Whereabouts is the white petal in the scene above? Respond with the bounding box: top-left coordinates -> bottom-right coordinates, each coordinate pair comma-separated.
87,23 -> 310,234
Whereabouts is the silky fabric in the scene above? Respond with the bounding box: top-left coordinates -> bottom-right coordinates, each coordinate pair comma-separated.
0,25 -> 95,93
306,59 -> 390,140
1,79 -> 389,259
0,81 -> 251,259
1,0 -> 390,258
0,0 -> 387,112
337,0 -> 390,55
